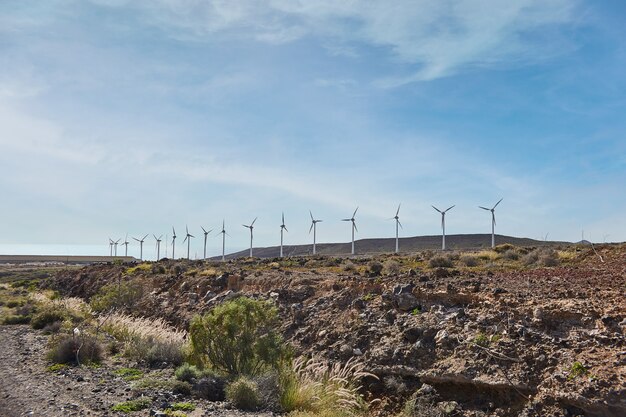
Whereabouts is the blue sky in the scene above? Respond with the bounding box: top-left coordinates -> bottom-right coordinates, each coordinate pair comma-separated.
1,0 -> 625,258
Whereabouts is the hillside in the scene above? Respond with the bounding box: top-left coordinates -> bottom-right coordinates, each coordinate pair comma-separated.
218,234 -> 568,259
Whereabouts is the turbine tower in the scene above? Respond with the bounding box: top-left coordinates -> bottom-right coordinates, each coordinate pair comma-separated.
218,220 -> 228,262
390,204 -> 402,253
479,198 -> 503,249
171,227 -> 177,259
242,217 -> 257,257
309,211 -> 322,255
201,226 -> 212,260
432,205 -> 455,251
341,207 -> 359,255
183,225 -> 194,260
133,234 -> 148,261
108,238 -> 114,256
280,213 -> 288,258
113,239 -> 120,256
121,234 -> 130,257
154,234 -> 162,260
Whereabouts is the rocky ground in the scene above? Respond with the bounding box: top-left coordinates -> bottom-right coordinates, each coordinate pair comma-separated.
3,244 -> 625,416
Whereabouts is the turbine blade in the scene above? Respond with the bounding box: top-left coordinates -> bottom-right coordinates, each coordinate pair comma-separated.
398,220 -> 403,229
317,219 -> 323,222
353,206 -> 359,218
133,237 -> 140,242
158,235 -> 162,240
353,222 -> 358,233
493,198 -> 503,209
201,226 -> 206,234
154,234 -> 158,240
142,234 -> 148,241
341,219 -> 351,222
186,225 -> 189,235
479,206 -> 490,210
251,217 -> 257,226
172,226 -> 176,235
309,210 -> 314,221
189,234 -> 195,238
282,212 -> 284,223
432,205 -> 442,213
445,205 -> 455,212
309,223 -> 314,234
183,236 -> 188,243
284,226 -> 288,233
396,203 -> 401,216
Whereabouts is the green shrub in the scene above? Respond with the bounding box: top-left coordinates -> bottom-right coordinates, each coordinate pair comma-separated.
175,363 -> 201,383
169,402 -> 195,411
188,297 -> 287,376
473,332 -> 490,347
90,280 -> 144,312
111,397 -> 151,413
568,362 -> 588,379
428,255 -> 454,268
226,377 -> 260,411
2,314 -> 31,325
114,367 -> 143,381
48,333 -> 103,365
31,308 -> 65,330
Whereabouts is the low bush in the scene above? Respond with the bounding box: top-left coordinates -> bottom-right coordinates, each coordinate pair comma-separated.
342,261 -> 355,272
367,261 -> 383,276
169,402 -> 195,411
111,397 -> 151,413
188,297 -> 287,376
175,363 -> 201,383
226,377 -> 260,411
428,256 -> 453,268
31,307 -> 65,330
494,243 -> 515,253
48,333 -> 103,365
522,248 -> 560,267
500,249 -> 520,261
383,260 -> 401,275
459,255 -> 479,267
114,367 -> 143,381
90,280 -> 144,313
2,314 -> 31,325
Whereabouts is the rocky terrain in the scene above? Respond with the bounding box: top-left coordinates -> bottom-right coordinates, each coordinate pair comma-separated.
3,244 -> 625,416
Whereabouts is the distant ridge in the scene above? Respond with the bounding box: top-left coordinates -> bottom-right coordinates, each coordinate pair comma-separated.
213,234 -> 570,260
0,255 -> 137,264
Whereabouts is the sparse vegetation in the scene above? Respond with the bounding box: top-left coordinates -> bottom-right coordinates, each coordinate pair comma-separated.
428,255 -> 454,268
188,297 -> 287,376
568,361 -> 588,379
111,397 -> 151,413
90,280 -> 144,312
383,259 -> 401,275
31,307 -> 65,330
48,332 -> 103,365
367,261 -> 383,276
114,367 -> 143,381
459,255 -> 479,267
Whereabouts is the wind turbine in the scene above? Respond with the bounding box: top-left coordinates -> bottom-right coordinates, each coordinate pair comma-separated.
390,204 -> 402,253
280,213 -> 288,258
133,234 -> 148,260
309,211 -> 322,255
479,198 -> 503,249
171,227 -> 177,259
242,217 -> 257,257
183,225 -> 194,260
154,234 -> 163,260
201,226 -> 212,260
113,239 -> 120,256
432,205 -> 455,251
121,234 -> 130,257
108,238 -> 114,256
218,220 -> 228,262
341,207 -> 359,255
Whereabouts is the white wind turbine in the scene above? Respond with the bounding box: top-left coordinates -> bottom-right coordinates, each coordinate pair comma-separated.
432,205 -> 455,251
242,217 -> 257,257
201,226 -> 212,260
218,220 -> 228,262
133,234 -> 148,260
341,207 -> 359,255
279,213 -> 288,258
390,204 -> 402,253
171,227 -> 177,259
479,198 -> 503,249
309,211 -> 322,255
154,234 -> 163,260
121,234 -> 130,257
113,238 -> 120,256
183,225 -> 194,260
108,238 -> 114,256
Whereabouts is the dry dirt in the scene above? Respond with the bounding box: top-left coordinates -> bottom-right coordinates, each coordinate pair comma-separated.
6,244 -> 626,416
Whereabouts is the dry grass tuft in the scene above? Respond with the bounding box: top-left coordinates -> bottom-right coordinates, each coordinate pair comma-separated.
280,356 -> 376,416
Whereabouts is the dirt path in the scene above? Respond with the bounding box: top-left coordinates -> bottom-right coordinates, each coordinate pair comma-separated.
0,325 -> 273,417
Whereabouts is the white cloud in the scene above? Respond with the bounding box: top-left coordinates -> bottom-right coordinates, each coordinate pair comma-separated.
89,0 -> 577,83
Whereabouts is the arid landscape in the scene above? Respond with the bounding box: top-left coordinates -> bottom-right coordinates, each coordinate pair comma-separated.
1,243 -> 624,417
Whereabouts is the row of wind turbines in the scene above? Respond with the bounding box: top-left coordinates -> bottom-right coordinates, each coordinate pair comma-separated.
107,199 -> 503,261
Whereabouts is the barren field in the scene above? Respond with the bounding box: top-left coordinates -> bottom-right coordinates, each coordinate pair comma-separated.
1,244 -> 624,416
